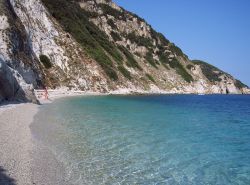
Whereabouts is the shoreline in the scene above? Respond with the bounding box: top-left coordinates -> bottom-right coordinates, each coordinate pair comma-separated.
35,88 -> 250,103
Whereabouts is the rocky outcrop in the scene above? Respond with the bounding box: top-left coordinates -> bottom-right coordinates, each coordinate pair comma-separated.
9,0 -> 112,91
0,0 -> 41,103
0,58 -> 21,102
0,58 -> 37,103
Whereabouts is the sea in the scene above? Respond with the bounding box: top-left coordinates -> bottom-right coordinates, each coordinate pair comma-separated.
31,95 -> 250,185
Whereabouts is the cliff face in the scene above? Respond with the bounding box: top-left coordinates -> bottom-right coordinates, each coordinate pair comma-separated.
0,0 -> 41,102
0,0 -> 249,102
74,0 -> 249,94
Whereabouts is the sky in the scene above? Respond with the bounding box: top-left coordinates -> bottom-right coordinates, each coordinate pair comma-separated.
113,0 -> 250,86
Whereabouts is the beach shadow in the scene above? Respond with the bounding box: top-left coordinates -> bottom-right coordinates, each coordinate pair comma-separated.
0,101 -> 23,107
0,166 -> 16,185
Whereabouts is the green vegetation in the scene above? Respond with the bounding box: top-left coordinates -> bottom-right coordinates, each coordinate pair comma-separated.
152,29 -> 184,58
145,52 -> 158,69
118,65 -> 132,80
169,59 -> 193,83
192,60 -> 248,88
127,10 -> 145,24
39,55 -> 52,69
118,45 -> 142,70
146,73 -> 156,83
151,28 -> 170,46
157,47 -> 191,81
186,64 -> 194,70
157,32 -> 170,46
107,19 -> 117,30
99,3 -> 126,21
42,0 -> 123,80
110,31 -> 122,41
169,43 -> 184,57
82,10 -> 99,18
235,80 -> 248,89
192,60 -> 223,82
126,32 -> 153,47
100,3 -> 145,24
157,48 -> 169,63
159,54 -> 169,64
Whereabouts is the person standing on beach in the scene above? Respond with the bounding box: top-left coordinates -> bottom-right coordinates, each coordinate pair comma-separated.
44,87 -> 49,100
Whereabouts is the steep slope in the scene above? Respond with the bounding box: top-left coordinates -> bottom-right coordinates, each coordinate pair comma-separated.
0,0 -> 249,103
0,0 -> 42,102
8,0 -> 113,91
41,0 -> 249,94
0,0 -> 111,103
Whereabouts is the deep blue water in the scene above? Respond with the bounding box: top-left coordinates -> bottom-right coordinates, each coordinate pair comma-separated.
32,95 -> 250,185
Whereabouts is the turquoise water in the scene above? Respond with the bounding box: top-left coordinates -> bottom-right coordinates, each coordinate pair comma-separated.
32,95 -> 250,184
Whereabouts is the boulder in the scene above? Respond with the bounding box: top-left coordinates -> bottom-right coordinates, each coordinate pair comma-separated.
0,59 -> 27,103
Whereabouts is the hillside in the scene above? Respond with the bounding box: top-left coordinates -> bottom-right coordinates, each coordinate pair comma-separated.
0,0 -> 249,102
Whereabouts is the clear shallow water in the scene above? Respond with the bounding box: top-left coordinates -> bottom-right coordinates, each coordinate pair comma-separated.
32,95 -> 250,185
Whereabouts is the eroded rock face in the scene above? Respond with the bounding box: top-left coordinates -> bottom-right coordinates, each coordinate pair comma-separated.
0,58 -> 39,103
0,0 -> 42,103
9,0 -> 110,91
0,58 -> 25,102
0,59 -> 15,101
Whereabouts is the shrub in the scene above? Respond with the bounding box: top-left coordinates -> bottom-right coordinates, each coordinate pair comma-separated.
192,60 -> 223,82
146,73 -> 155,83
102,65 -> 118,81
83,10 -> 99,18
118,65 -> 132,80
169,43 -> 184,57
110,31 -> 122,42
186,64 -> 194,70
107,19 -> 117,30
235,80 -> 248,89
157,49 -> 171,69
118,45 -> 142,70
145,52 -> 158,69
99,3 -> 126,21
39,55 -> 52,69
151,30 -> 170,46
169,59 -> 193,83
126,32 -> 153,47
128,11 -> 145,23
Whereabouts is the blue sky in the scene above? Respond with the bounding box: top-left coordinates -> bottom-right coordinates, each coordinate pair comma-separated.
113,0 -> 250,86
